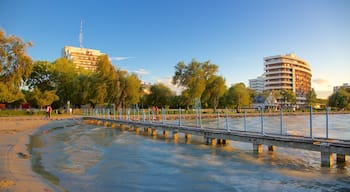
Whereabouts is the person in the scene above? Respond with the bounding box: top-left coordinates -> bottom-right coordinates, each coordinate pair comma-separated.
46,105 -> 52,119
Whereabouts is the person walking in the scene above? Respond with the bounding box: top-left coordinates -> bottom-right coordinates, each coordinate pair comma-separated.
46,105 -> 52,119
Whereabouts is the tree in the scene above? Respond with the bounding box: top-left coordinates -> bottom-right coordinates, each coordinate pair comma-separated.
0,29 -> 32,104
123,73 -> 142,107
26,61 -> 54,91
0,83 -> 25,104
28,87 -> 59,109
51,58 -> 78,107
280,89 -> 296,105
328,88 -> 350,110
172,59 -> 218,108
146,83 -> 175,107
201,76 -> 226,110
225,83 -> 250,111
305,88 -> 317,107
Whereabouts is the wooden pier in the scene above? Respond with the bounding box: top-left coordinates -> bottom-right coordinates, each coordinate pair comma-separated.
84,117 -> 350,167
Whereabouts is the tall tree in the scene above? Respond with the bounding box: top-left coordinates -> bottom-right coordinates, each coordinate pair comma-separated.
280,89 -> 296,105
0,29 -> 32,104
51,58 -> 77,106
123,73 -> 142,107
27,87 -> 59,109
201,75 -> 226,110
172,59 -> 218,108
328,88 -> 350,110
26,61 -> 54,91
305,88 -> 317,107
146,83 -> 174,107
92,55 -> 119,106
225,83 -> 250,111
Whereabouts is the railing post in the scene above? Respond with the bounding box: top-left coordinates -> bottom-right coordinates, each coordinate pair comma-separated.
119,108 -> 122,120
309,106 -> 313,139
107,108 -> 110,119
280,107 -> 283,135
260,107 -> 264,135
148,108 -> 151,122
178,108 -> 182,127
137,108 -> 140,121
225,108 -> 229,131
162,108 -> 165,124
164,108 -> 167,124
113,106 -> 116,120
196,107 -> 199,128
200,106 -> 202,129
126,109 -> 129,121
244,109 -> 247,131
142,109 -> 145,122
326,107 -> 329,139
217,111 -> 220,129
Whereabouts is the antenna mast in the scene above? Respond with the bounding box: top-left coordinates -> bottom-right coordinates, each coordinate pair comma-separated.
79,20 -> 83,48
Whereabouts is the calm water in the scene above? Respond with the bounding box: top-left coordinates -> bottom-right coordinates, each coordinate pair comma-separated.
30,114 -> 350,192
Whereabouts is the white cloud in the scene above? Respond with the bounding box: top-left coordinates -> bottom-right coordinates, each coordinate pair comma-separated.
109,56 -> 134,61
313,78 -> 332,87
134,68 -> 150,75
156,77 -> 184,95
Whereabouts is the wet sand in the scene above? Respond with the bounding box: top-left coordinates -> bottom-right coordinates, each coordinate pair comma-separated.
0,116 -> 81,192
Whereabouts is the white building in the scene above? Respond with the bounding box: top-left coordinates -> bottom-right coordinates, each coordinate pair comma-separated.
249,76 -> 265,93
62,46 -> 103,70
264,53 -> 312,105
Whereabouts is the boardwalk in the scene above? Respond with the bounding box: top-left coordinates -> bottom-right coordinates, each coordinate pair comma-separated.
84,116 -> 350,167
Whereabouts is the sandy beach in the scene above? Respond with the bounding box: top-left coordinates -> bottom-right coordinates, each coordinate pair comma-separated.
0,116 -> 81,192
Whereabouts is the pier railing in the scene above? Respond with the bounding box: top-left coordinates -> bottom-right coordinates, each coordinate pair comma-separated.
83,107 -> 350,167
83,107 -> 344,140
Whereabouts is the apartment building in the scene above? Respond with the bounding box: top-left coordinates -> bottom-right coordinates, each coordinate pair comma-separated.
264,53 -> 312,104
62,46 -> 103,70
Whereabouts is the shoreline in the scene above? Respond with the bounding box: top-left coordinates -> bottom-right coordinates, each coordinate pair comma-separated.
0,116 -> 81,192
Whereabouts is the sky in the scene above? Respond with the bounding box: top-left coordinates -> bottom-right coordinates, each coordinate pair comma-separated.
1,0 -> 349,98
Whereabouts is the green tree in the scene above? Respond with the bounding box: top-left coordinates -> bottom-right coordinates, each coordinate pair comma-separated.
280,89 -> 296,105
28,87 -> 59,109
146,83 -> 174,107
71,72 -> 92,107
225,83 -> 250,111
305,88 -> 317,106
26,61 -> 54,91
90,55 -> 119,106
51,58 -> 78,107
0,29 -> 32,104
0,83 -> 25,104
123,73 -> 142,107
201,76 -> 226,110
328,88 -> 350,110
172,59 -> 218,108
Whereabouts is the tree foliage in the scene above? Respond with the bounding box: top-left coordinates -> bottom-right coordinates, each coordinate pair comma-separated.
305,88 -> 317,107
201,75 -> 226,110
27,87 -> 59,109
146,83 -> 175,107
328,88 -> 350,110
224,83 -> 250,111
280,89 -> 296,104
26,61 -> 54,91
0,29 -> 32,104
172,59 -> 219,108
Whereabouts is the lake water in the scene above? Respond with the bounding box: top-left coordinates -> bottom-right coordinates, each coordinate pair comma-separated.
30,114 -> 350,191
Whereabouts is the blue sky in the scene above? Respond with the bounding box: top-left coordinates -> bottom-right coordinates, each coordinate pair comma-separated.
1,0 -> 349,98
